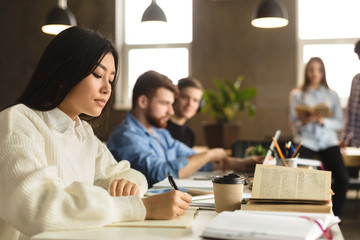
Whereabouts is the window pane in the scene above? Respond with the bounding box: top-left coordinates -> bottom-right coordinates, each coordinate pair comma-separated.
125,0 -> 192,44
299,0 -> 360,39
128,48 -> 189,98
303,44 -> 360,99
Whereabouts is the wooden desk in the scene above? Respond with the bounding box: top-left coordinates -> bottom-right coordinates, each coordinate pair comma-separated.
30,209 -> 344,240
31,171 -> 345,240
342,147 -> 360,167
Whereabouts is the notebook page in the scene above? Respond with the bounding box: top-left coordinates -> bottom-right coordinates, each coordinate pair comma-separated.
201,211 -> 339,240
107,207 -> 198,228
152,178 -> 213,191
251,165 -> 331,201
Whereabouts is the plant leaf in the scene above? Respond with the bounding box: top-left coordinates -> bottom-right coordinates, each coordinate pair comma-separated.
202,75 -> 257,123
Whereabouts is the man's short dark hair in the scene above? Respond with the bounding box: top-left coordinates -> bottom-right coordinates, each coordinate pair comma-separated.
178,77 -> 203,91
132,70 -> 178,109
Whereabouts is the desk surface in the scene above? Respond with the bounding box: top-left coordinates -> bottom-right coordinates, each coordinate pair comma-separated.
31,170 -> 345,240
30,209 -> 344,240
31,210 -> 214,240
342,147 -> 360,167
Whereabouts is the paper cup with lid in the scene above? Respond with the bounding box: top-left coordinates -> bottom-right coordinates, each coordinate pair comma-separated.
212,173 -> 244,213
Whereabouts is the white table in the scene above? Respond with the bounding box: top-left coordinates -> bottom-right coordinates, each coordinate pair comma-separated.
31,170 -> 345,240
31,210 -> 215,240
342,147 -> 360,167
31,209 -> 344,240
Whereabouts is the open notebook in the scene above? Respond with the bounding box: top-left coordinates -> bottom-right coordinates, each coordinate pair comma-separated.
107,207 -> 199,228
146,188 -> 214,201
152,178 -> 213,191
201,210 -> 340,240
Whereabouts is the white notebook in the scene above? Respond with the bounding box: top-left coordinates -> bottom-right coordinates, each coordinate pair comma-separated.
201,210 -> 340,240
107,207 -> 198,228
152,178 -> 213,191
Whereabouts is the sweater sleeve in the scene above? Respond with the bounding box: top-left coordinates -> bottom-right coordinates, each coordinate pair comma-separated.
0,110 -> 146,236
92,137 -> 148,197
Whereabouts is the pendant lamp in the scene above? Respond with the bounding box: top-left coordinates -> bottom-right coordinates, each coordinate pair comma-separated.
141,0 -> 167,22
251,0 -> 288,28
42,0 -> 77,35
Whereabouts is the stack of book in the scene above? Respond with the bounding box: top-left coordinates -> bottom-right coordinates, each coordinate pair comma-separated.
243,164 -> 333,213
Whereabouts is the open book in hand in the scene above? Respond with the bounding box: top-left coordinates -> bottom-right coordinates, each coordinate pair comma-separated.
201,210 -> 340,240
295,103 -> 332,122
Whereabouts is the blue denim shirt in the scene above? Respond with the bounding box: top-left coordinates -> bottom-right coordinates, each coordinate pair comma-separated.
290,86 -> 344,151
107,112 -> 212,187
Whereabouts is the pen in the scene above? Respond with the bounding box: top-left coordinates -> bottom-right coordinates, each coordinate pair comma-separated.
291,142 -> 302,158
264,129 -> 281,165
285,141 -> 291,158
168,173 -> 179,190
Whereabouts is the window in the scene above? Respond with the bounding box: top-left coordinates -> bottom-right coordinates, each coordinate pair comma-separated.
115,0 -> 192,108
297,0 -> 360,106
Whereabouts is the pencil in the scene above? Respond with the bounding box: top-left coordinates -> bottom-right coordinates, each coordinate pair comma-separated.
272,138 -> 288,167
272,138 -> 284,159
291,143 -> 302,158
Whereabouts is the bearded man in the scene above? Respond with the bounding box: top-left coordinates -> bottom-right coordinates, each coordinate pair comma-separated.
107,70 -> 262,187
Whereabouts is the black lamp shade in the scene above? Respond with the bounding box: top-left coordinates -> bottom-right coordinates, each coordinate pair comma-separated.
256,0 -> 288,19
42,7 -> 77,35
251,0 -> 288,28
46,7 -> 77,26
141,1 -> 167,22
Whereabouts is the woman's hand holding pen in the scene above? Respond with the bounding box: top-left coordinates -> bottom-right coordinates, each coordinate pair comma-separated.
142,190 -> 192,220
109,179 -> 140,197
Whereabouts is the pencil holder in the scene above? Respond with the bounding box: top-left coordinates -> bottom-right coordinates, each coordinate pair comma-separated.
277,158 -> 298,168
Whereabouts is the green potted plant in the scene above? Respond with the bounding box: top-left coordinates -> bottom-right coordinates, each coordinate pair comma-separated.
202,75 -> 257,148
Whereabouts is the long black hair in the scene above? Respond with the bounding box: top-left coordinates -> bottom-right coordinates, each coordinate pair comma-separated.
16,26 -> 119,129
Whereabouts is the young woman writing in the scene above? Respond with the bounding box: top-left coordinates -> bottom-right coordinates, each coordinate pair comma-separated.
0,26 -> 191,240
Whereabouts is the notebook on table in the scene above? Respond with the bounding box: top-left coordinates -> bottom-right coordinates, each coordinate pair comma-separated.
201,210 -> 340,240
107,207 -> 199,228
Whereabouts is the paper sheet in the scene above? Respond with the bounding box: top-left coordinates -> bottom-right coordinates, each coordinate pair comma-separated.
107,207 -> 199,228
251,165 -> 332,201
201,210 -> 340,240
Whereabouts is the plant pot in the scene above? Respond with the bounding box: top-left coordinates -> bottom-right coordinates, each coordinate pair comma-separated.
202,121 -> 241,149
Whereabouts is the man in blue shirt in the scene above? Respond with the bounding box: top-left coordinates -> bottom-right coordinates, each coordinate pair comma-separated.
107,70 -> 262,187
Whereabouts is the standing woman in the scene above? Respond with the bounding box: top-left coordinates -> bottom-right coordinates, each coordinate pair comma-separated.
289,57 -> 348,216
0,27 -> 191,240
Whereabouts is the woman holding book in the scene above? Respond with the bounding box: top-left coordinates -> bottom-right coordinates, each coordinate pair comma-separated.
289,57 -> 348,217
0,26 -> 191,240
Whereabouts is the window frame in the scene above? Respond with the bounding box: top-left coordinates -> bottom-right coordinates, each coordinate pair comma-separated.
114,0 -> 192,109
296,0 -> 360,107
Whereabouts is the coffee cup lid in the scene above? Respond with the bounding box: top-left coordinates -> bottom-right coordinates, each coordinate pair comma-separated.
212,173 -> 244,184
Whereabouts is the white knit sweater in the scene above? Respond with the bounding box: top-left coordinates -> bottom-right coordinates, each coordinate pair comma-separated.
0,104 -> 148,240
